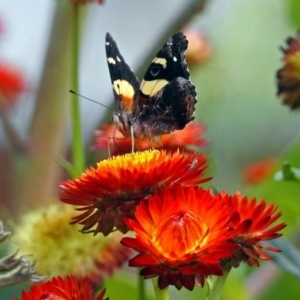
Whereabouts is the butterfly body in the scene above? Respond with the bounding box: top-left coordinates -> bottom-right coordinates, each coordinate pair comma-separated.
105,32 -> 197,148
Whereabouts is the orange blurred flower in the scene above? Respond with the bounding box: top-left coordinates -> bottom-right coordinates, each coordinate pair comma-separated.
182,28 -> 212,65
12,275 -> 108,300
277,31 -> 300,109
242,157 -> 277,184
92,122 -> 208,155
224,192 -> 286,267
121,186 -> 237,291
60,150 -> 210,236
0,62 -> 26,111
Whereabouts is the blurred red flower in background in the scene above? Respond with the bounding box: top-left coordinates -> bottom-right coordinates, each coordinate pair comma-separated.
92,122 -> 208,155
242,157 -> 277,184
277,31 -> 300,109
0,62 -> 26,111
182,28 -> 212,66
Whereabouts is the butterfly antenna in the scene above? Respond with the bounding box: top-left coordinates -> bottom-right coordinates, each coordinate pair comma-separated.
69,90 -> 113,112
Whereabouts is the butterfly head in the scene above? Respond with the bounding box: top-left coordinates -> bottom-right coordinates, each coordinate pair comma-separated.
112,111 -> 131,138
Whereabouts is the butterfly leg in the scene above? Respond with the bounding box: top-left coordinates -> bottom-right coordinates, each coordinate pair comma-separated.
143,125 -> 163,149
130,125 -> 135,153
107,136 -> 113,157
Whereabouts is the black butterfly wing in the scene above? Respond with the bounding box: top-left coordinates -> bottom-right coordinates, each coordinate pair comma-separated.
137,32 -> 196,135
139,32 -> 190,99
138,77 -> 197,136
105,32 -> 140,114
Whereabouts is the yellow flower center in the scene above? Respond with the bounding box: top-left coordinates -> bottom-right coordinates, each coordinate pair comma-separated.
97,150 -> 162,170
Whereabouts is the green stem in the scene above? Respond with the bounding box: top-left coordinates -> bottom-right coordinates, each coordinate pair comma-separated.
152,277 -> 169,300
70,4 -> 85,177
207,267 -> 231,300
138,269 -> 146,300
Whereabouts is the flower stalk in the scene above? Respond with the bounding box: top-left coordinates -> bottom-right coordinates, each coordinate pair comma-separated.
70,3 -> 85,177
152,278 -> 169,300
207,267 -> 231,300
138,269 -> 146,300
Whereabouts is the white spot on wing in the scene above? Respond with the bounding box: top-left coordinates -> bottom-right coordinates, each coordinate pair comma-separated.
107,57 -> 116,64
173,56 -> 177,62
106,42 -> 110,45
117,56 -> 121,62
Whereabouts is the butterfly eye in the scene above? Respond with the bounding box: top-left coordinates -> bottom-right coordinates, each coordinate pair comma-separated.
150,65 -> 161,77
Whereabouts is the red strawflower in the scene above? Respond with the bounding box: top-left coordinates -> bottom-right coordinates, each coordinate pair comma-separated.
60,150 -> 210,235
0,62 -> 26,110
92,122 -> 208,155
223,192 -> 286,267
12,275 -> 108,300
121,186 -> 237,291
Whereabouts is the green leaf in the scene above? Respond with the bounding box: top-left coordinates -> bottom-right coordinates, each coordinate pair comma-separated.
55,156 -> 78,178
268,239 -> 300,279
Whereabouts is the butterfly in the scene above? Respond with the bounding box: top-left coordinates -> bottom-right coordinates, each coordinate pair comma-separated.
105,32 -> 197,151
